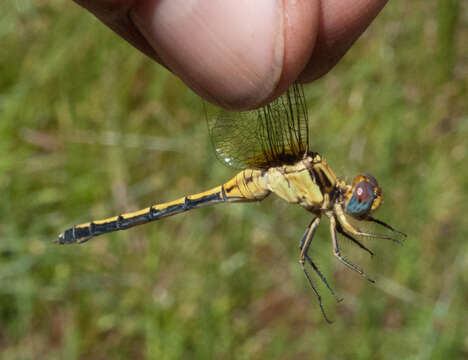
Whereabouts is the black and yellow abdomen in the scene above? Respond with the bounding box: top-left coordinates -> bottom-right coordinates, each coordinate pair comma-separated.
58,169 -> 270,244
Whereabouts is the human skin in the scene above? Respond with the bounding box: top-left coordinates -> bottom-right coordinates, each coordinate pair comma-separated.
73,0 -> 388,109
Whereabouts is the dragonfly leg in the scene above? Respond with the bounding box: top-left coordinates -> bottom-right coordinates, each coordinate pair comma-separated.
299,217 -> 320,259
299,218 -> 342,321
367,216 -> 407,238
335,221 -> 374,257
300,219 -> 342,302
333,204 -> 403,244
304,253 -> 343,303
299,218 -> 331,323
329,216 -> 375,283
301,262 -> 333,324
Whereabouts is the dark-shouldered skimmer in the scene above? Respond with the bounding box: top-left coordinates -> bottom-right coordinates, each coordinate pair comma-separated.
57,83 -> 406,322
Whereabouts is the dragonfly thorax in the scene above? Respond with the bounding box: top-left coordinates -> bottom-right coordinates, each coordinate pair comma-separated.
256,153 -> 338,212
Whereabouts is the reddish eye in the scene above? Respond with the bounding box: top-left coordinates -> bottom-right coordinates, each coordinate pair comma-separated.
346,179 -> 377,216
355,181 -> 373,202
363,173 -> 378,188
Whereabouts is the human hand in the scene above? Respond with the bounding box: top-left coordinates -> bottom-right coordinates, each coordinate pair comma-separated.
74,0 -> 387,109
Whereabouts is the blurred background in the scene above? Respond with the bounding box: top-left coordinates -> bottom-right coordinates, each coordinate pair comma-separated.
1,0 -> 467,359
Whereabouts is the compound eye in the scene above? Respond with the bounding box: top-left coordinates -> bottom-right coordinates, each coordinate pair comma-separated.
362,173 -> 379,188
355,181 -> 373,202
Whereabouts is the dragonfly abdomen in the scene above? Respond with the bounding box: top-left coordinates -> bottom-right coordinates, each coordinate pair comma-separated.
58,170 -> 270,244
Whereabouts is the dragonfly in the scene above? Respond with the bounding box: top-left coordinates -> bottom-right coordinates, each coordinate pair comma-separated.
57,82 -> 406,322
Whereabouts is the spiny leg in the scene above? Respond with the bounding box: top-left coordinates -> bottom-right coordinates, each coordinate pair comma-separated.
367,216 -> 407,238
304,254 -> 343,303
299,218 -> 342,303
299,218 -> 331,322
301,261 -> 333,324
299,218 -> 317,252
334,204 -> 403,245
329,216 -> 375,283
299,219 -> 341,323
335,221 -> 374,257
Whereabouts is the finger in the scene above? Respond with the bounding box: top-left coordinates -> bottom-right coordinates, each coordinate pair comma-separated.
300,0 -> 388,82
132,0 -> 318,109
73,0 -> 163,64
74,0 -> 387,109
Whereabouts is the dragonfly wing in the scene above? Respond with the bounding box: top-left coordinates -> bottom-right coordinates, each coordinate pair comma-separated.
208,82 -> 310,170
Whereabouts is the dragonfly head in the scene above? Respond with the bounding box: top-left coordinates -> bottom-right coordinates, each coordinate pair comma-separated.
344,173 -> 382,218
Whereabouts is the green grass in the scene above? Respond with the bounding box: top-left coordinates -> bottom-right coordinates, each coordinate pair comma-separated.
1,1 -> 467,359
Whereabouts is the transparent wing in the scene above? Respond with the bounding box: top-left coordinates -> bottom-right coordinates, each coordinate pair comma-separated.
208,82 -> 309,169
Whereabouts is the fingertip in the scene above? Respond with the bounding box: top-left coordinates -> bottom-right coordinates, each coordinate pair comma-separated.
264,0 -> 319,104
300,0 -> 388,81
133,0 -> 319,110
133,0 -> 281,109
